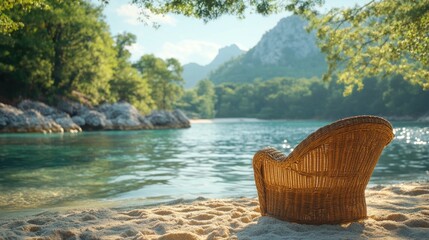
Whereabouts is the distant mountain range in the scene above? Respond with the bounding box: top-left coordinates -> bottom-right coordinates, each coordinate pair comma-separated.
182,44 -> 245,88
182,15 -> 327,87
209,15 -> 327,84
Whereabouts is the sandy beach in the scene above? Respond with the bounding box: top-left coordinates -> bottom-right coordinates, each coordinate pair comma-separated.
1,182 -> 428,239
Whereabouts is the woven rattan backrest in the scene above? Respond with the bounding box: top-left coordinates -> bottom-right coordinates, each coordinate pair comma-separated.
290,116 -> 393,158
265,116 -> 394,189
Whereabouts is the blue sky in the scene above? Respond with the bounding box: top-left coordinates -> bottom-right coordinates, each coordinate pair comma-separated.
95,1 -> 367,65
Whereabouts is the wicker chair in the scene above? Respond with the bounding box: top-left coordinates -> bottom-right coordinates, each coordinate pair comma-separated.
253,116 -> 394,224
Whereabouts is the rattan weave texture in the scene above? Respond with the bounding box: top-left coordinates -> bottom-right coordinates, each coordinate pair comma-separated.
253,115 -> 394,224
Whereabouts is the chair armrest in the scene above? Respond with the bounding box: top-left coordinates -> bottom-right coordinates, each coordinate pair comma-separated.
255,147 -> 289,162
253,147 -> 291,215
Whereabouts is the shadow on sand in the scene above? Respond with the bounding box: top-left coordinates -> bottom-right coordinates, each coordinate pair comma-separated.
236,215 -> 366,240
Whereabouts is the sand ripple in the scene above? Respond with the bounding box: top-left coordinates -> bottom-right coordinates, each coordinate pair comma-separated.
0,183 -> 428,239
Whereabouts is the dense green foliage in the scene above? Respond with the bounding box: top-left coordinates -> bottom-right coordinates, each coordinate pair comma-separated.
207,76 -> 429,119
124,0 -> 321,22
0,0 -> 116,103
133,55 -> 184,110
0,0 -> 183,112
0,0 -> 47,34
307,0 -> 429,95
110,33 -> 154,113
178,79 -> 216,118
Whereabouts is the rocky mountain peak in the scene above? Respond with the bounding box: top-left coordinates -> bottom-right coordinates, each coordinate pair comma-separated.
209,15 -> 327,84
210,44 -> 244,68
182,44 -> 245,88
248,15 -> 320,65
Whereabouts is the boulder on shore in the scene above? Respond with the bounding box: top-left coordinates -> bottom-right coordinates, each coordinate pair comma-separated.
79,110 -> 112,130
56,98 -> 89,116
0,100 -> 191,133
147,110 -> 191,129
18,100 -> 59,116
17,100 -> 82,133
96,102 -> 153,130
0,103 -> 64,133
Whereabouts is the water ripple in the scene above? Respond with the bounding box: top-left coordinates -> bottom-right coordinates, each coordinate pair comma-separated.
0,120 -> 428,211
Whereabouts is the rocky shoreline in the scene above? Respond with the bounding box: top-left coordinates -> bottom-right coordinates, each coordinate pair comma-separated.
0,100 -> 190,133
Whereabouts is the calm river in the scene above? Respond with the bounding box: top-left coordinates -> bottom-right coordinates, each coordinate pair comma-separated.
0,119 -> 428,214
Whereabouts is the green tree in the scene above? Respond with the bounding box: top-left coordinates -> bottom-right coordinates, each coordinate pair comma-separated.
382,76 -> 429,117
211,75 -> 429,119
0,0 -> 47,34
214,84 -> 239,117
0,0 -> 117,103
110,32 -> 154,113
0,20 -> 53,100
116,0 -> 320,22
44,0 -> 117,102
195,79 -> 216,118
133,54 -> 184,110
249,77 -> 316,118
307,0 -> 429,95
177,89 -> 199,117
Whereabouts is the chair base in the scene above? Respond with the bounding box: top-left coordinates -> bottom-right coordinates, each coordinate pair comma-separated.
264,187 -> 367,225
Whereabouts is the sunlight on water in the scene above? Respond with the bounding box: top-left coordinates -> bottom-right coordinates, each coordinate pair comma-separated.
371,123 -> 429,184
394,127 -> 428,145
0,120 -> 428,212
281,139 -> 293,153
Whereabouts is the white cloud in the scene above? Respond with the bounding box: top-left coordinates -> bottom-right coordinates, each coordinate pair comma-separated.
116,4 -> 176,26
125,43 -> 145,61
159,40 -> 221,65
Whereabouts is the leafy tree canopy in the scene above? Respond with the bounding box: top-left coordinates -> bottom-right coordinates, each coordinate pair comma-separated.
0,0 -> 117,103
123,0 -> 321,21
133,54 -> 184,110
110,32 -> 154,113
306,0 -> 429,95
0,0 -> 47,34
177,79 -> 216,118
204,75 -> 429,119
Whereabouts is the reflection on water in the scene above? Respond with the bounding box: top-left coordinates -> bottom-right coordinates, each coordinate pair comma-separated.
0,120 -> 428,211
373,123 -> 429,183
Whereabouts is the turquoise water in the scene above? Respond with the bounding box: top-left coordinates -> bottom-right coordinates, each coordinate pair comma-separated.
0,119 -> 428,212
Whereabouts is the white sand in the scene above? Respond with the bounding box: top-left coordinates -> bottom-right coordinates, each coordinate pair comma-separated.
1,183 -> 428,240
